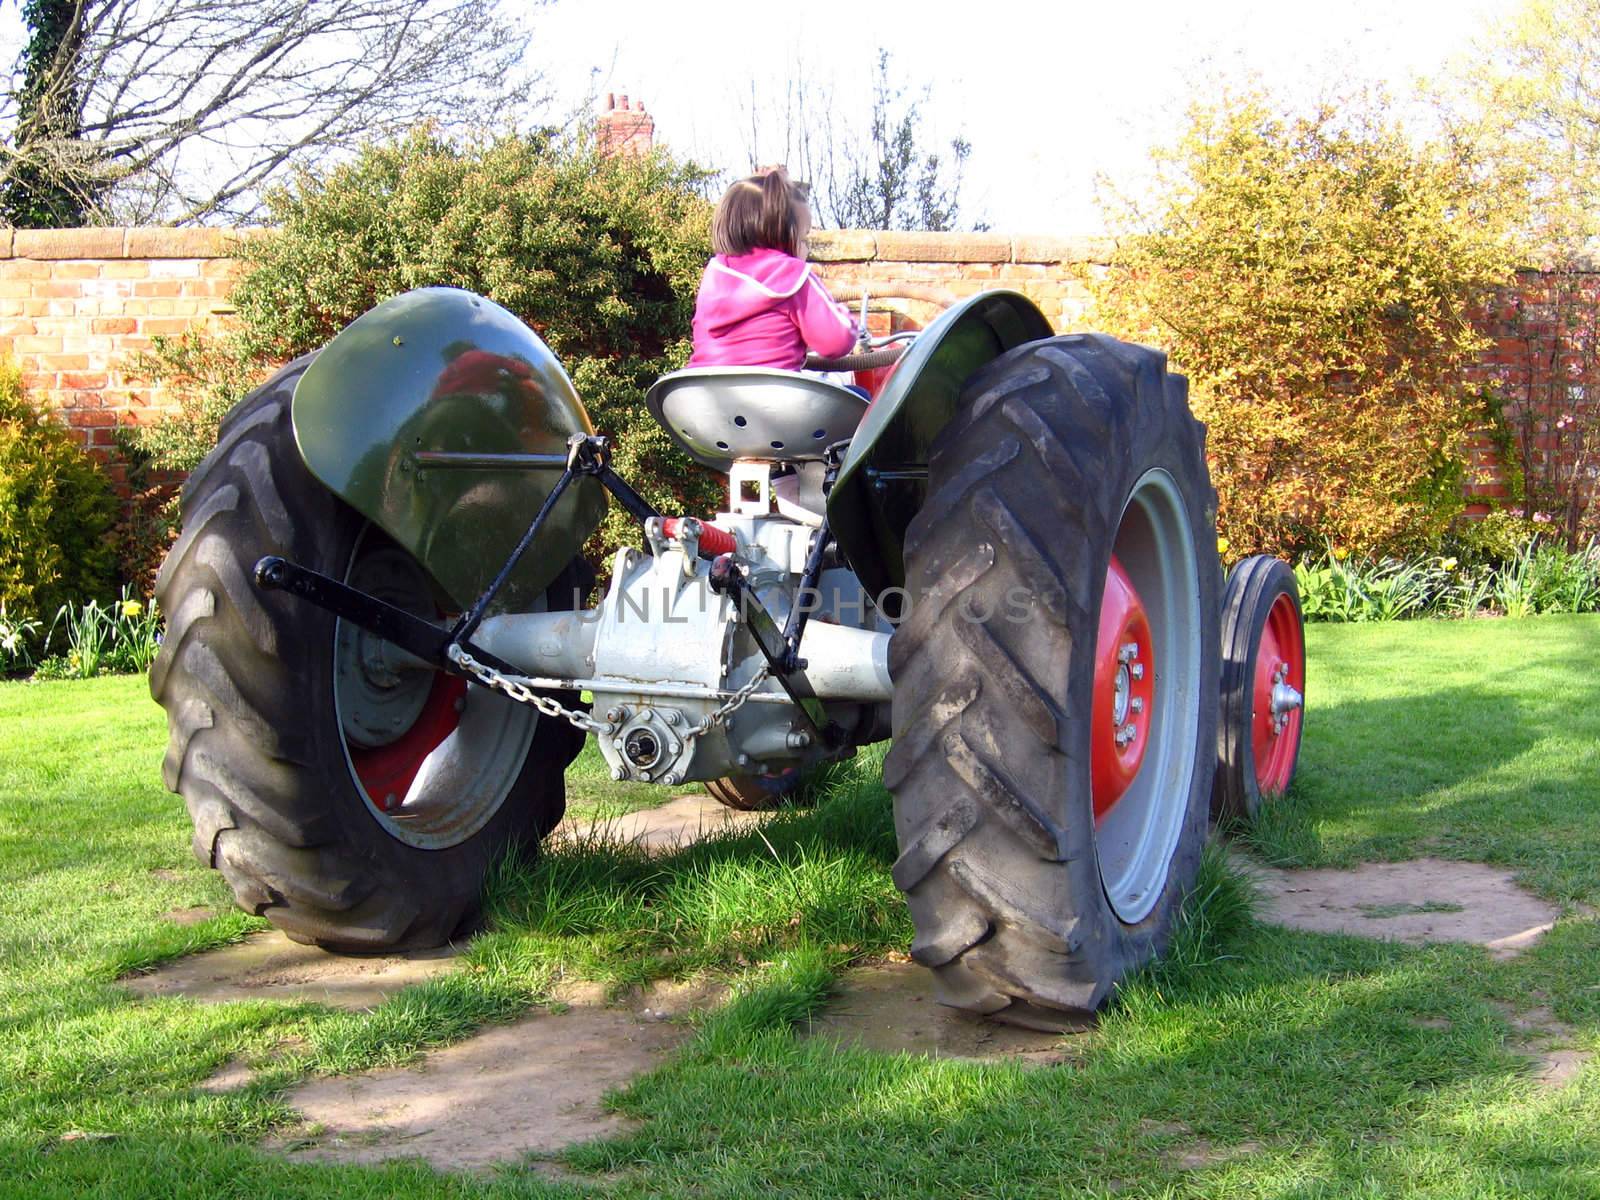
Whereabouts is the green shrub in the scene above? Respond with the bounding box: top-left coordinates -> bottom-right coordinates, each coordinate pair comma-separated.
132,128 -> 721,572
0,363 -> 117,649
1091,88 -> 1518,560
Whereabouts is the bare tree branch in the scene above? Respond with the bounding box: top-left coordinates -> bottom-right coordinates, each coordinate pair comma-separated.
1,0 -> 549,224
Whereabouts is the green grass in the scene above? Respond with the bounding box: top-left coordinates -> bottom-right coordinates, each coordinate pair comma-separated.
2,617 -> 1599,1197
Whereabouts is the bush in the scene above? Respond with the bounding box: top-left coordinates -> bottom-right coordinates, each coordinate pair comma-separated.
1092,88 -> 1518,560
132,127 -> 720,573
0,363 -> 117,651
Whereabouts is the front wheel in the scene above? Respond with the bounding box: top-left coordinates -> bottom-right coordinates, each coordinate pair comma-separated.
885,334 -> 1220,1027
1213,555 -> 1305,821
150,357 -> 586,949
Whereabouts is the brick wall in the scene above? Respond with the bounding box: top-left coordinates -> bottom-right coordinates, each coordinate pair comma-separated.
810,230 -> 1109,330
1,224 -> 1583,517
0,227 -> 244,489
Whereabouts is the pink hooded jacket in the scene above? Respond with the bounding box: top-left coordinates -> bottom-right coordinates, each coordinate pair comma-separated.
688,248 -> 858,369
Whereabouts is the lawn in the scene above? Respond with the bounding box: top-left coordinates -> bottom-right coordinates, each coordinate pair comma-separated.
1,616 -> 1598,1198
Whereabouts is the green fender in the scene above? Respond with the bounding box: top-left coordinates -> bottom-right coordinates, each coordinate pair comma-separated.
826,290 -> 1054,602
291,287 -> 606,613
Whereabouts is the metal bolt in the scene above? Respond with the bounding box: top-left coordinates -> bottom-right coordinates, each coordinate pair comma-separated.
610,765 -> 626,781
612,737 -> 624,749
662,709 -> 680,726
662,772 -> 681,786
605,706 -> 624,723
639,707 -> 653,721
1115,725 -> 1136,747
1130,697 -> 1144,714
1130,663 -> 1144,680
638,769 -> 653,782
1118,642 -> 1140,663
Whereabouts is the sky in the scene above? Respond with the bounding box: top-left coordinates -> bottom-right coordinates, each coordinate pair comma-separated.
535,0 -> 1510,232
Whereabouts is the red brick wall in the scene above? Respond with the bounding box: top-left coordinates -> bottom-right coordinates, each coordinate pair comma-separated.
0,227 -> 244,489
4,224 -> 1581,518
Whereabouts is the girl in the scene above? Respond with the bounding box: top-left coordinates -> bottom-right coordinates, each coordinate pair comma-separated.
688,166 -> 860,369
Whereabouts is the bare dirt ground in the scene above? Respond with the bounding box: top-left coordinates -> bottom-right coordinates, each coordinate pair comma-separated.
557,792 -> 771,852
805,959 -> 1090,1062
1236,855 -> 1562,956
272,1007 -> 684,1171
124,930 -> 461,1009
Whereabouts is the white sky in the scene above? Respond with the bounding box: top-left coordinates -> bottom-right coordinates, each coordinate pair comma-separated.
536,0 -> 1511,232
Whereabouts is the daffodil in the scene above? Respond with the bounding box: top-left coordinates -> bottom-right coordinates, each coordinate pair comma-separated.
122,599 -> 143,619
1333,546 -> 1349,561
1440,557 -> 1458,571
1216,535 -> 1230,555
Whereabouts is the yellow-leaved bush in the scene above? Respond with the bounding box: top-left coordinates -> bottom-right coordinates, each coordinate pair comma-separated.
1090,91 -> 1518,560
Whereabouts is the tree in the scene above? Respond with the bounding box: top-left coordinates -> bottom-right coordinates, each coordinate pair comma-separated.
0,0 -> 547,226
738,49 -> 978,231
3,0 -> 94,226
1091,88 -> 1517,560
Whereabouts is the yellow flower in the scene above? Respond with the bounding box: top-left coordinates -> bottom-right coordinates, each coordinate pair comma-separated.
1216,535 -> 1230,555
1440,557 -> 1458,572
122,599 -> 143,619
1332,546 -> 1349,561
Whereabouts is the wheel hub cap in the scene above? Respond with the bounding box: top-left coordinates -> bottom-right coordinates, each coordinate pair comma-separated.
1092,556 -> 1155,821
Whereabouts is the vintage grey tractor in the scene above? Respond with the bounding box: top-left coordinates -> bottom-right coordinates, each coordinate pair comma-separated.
150,286 -> 1305,1028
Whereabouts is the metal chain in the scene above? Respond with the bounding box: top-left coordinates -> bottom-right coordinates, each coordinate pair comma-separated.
446,644 -> 614,735
445,643 -> 772,746
685,662 -> 772,739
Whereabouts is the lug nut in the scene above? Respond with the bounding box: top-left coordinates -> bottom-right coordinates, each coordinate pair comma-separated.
1118,642 -> 1139,664
1130,663 -> 1144,680
1130,697 -> 1144,714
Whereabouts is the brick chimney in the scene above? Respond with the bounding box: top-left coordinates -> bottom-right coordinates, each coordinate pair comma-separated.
596,93 -> 655,157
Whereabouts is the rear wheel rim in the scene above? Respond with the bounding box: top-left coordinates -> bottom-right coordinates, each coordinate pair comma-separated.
333,528 -> 537,850
1093,469 -> 1202,925
1251,590 -> 1304,796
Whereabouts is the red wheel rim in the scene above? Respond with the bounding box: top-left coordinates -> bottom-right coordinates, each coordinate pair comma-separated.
349,673 -> 467,811
1250,591 -> 1304,795
1091,555 -> 1156,822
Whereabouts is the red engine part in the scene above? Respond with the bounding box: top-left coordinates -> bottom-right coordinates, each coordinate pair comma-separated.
662,517 -> 737,557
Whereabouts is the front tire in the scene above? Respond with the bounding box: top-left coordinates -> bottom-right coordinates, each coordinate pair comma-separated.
885,335 -> 1220,1026
150,357 -> 586,950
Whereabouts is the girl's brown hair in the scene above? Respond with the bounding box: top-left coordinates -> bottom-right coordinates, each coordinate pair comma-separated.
711,166 -> 810,257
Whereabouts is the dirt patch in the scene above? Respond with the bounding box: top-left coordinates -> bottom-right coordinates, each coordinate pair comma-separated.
558,793 -> 773,854
1491,1000 -> 1593,1089
148,867 -> 183,883
1238,856 -> 1560,956
805,960 -> 1090,1062
274,1007 -> 684,1171
1169,1138 -> 1263,1170
161,906 -> 216,926
124,930 -> 460,1010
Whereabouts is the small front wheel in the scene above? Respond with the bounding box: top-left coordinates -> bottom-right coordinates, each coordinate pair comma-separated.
1213,555 -> 1305,821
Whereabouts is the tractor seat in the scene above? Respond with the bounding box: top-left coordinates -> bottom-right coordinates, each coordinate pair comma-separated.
645,367 -> 868,473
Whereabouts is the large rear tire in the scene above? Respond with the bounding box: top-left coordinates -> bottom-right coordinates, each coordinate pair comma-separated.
885,334 -> 1220,1027
150,356 -> 586,950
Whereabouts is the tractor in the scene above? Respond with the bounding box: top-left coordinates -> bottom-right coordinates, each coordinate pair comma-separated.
150,286 -> 1305,1029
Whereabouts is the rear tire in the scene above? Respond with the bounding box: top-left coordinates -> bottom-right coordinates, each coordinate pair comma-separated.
150,356 -> 586,950
885,334 -> 1220,1026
